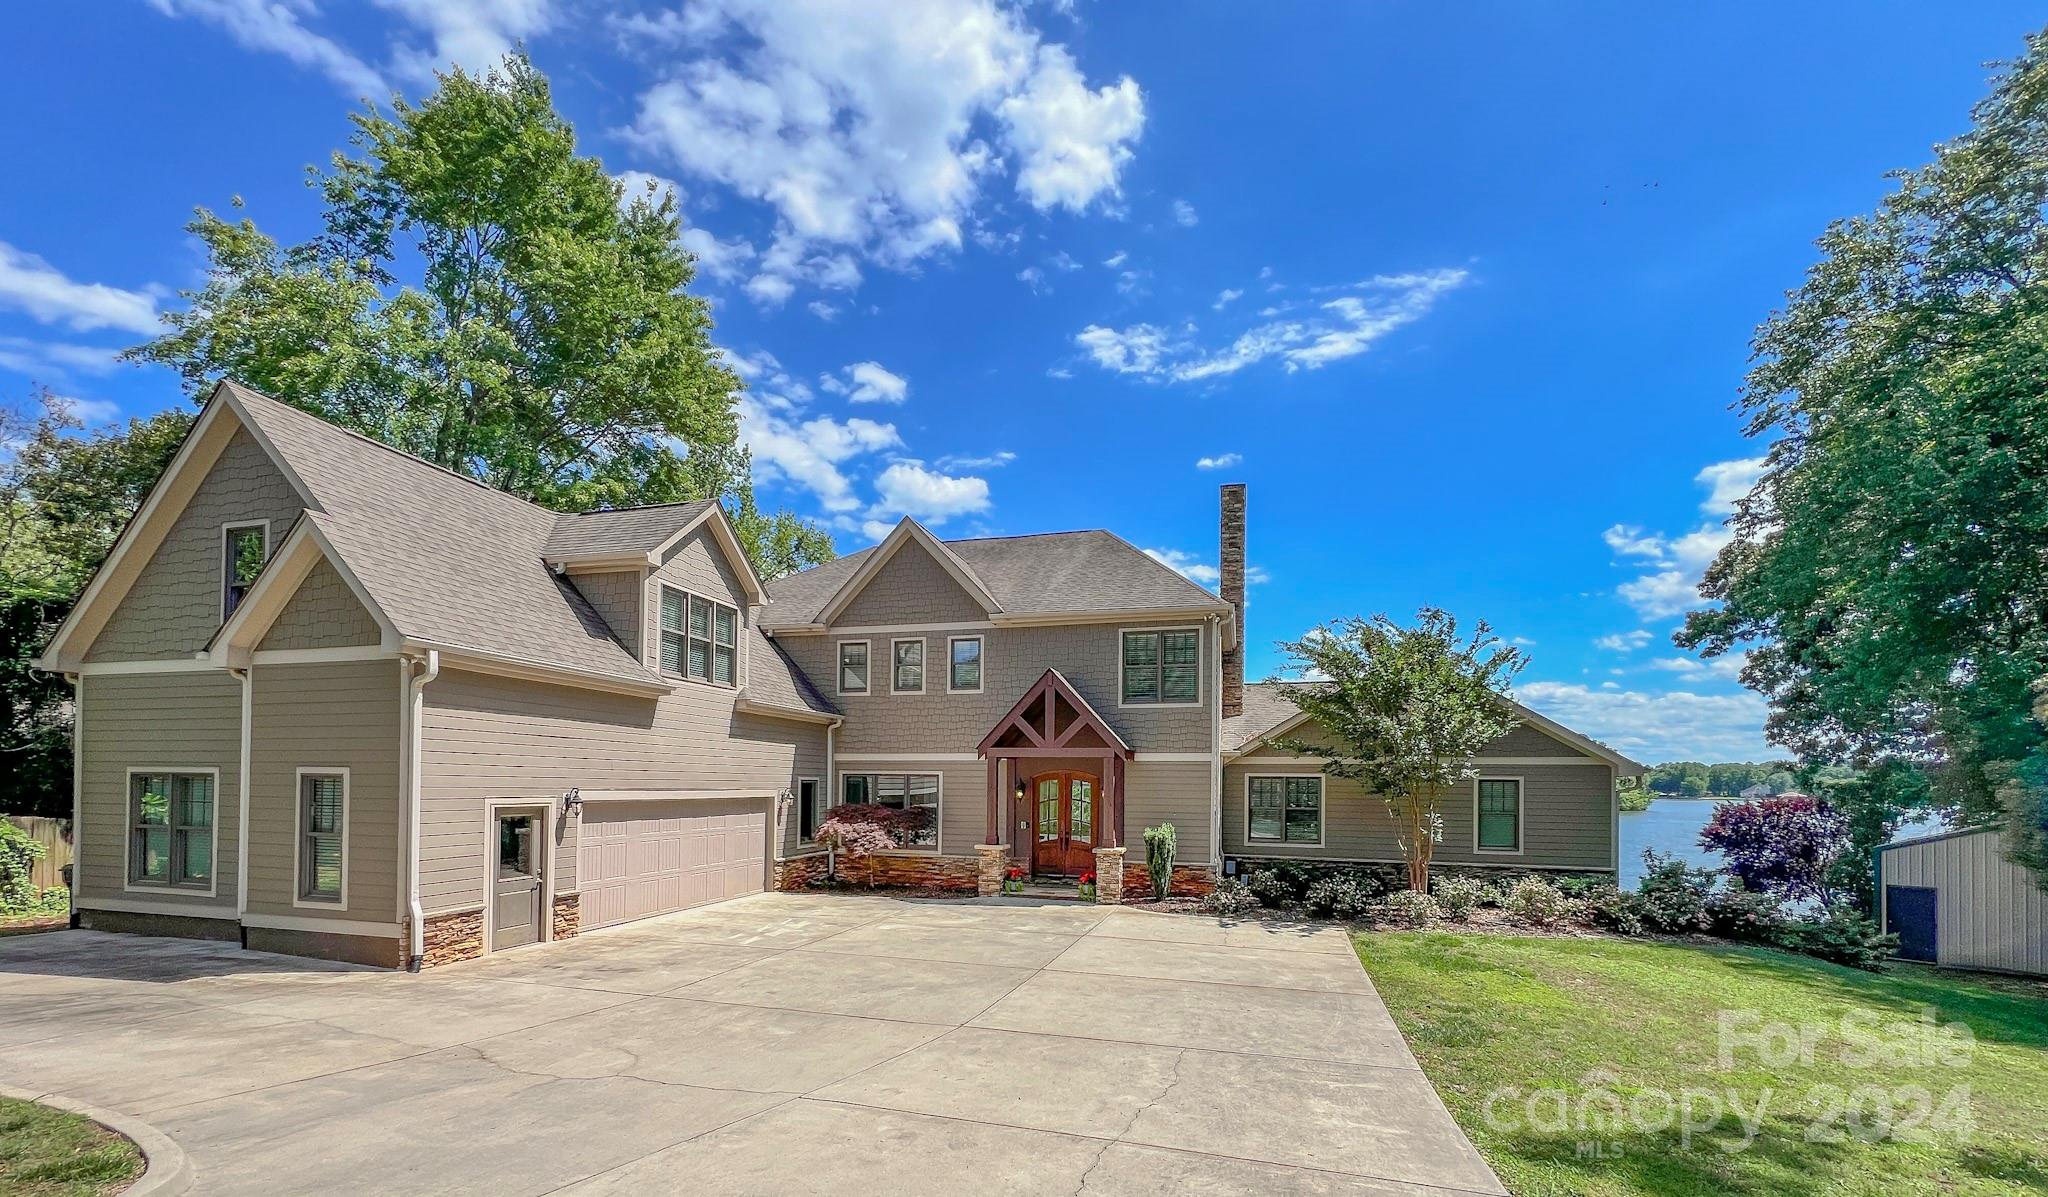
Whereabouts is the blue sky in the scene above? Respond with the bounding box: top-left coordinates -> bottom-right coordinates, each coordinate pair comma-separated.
3,3 -> 2040,763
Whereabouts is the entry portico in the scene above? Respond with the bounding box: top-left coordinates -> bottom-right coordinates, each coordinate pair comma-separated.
977,669 -> 1134,881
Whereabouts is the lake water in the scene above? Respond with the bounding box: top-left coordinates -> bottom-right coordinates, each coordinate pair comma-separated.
1618,798 -> 1946,888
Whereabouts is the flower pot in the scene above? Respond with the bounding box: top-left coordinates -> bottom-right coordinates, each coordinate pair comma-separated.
1078,884 -> 1097,901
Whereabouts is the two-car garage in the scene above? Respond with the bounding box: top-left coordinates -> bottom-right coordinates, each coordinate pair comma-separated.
575,798 -> 771,931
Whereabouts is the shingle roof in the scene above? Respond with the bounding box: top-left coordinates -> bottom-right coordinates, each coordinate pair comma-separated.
544,501 -> 717,561
760,529 -> 1228,629
1222,680 -> 1324,752
744,628 -> 838,716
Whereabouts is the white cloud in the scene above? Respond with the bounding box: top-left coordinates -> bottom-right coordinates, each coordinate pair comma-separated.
1048,250 -> 1081,272
614,169 -> 686,214
1016,266 -> 1047,293
0,243 -> 160,335
1212,288 -> 1242,310
376,0 -> 556,84
806,300 -> 840,321
1171,198 -> 1198,226
1603,454 -> 1770,620
1594,629 -> 1652,652
1653,652 -> 1747,681
1696,456 -> 1767,516
1516,680 -> 1772,763
1510,635 -> 1538,647
1194,452 -> 1241,470
937,450 -> 1016,470
736,397 -> 901,512
870,460 -> 991,524
1076,269 -> 1467,384
625,0 -> 1142,303
820,360 -> 909,404
1101,249 -> 1127,268
0,336 -> 126,378
1144,547 -> 1218,586
678,226 -> 758,283
145,0 -> 388,96
56,396 -> 123,423
1617,570 -> 1700,620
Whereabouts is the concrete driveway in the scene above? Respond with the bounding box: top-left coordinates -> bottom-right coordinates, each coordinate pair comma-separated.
0,893 -> 1502,1196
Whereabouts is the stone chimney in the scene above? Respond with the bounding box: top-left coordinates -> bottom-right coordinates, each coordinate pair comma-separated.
1220,483 -> 1246,718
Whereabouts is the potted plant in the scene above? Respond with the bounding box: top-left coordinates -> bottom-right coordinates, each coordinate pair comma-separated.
1003,865 -> 1026,895
1077,870 -> 1097,901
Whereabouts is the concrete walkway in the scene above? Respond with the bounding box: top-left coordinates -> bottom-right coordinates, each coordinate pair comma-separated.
0,893 -> 1503,1195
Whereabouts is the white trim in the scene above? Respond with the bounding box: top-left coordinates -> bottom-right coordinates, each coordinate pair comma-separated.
1242,772 -> 1326,849
1230,755 -> 1331,765
410,643 -> 669,698
1137,751 -> 1217,763
242,912 -> 399,939
1227,754 -> 1589,768
292,766 -> 351,911
233,666 -> 251,917
796,776 -> 822,845
210,516 -> 405,666
403,650 -> 440,966
1116,625 -> 1204,709
766,609 -> 1234,637
74,659 -> 223,675
480,800 -> 554,955
654,582 -> 739,689
219,519 -> 271,623
577,788 -> 781,803
120,766 -> 222,897
733,694 -> 842,726
834,752 -> 980,762
835,769 -> 943,853
945,634 -> 985,695
252,646 -> 393,665
69,673 -> 82,921
1473,775 -> 1526,856
783,619 -> 996,637
1225,851 -> 1608,874
836,639 -> 872,696
889,637 -> 926,695
76,897 -> 236,919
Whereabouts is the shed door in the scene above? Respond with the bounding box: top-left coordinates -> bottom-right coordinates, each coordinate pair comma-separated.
1886,885 -> 1938,963
578,800 -> 767,930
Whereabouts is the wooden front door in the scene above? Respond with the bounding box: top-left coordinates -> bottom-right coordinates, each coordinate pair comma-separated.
1031,772 -> 1098,877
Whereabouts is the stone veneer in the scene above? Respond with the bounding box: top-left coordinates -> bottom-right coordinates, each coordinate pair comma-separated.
974,844 -> 1006,896
1121,862 -> 1217,899
1093,846 -> 1126,904
418,908 -> 484,967
774,854 -> 832,890
551,892 -> 580,940
775,851 -> 978,892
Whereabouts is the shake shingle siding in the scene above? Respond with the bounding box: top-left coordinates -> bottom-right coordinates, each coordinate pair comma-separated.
258,558 -> 384,651
834,542 -> 990,626
87,429 -> 304,662
642,528 -> 747,673
571,569 -> 643,661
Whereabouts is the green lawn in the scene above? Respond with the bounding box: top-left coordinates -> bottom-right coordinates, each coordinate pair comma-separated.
1358,931 -> 2048,1197
0,1099 -> 142,1197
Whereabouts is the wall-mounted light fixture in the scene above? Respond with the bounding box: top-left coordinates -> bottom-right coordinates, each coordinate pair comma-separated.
561,788 -> 582,819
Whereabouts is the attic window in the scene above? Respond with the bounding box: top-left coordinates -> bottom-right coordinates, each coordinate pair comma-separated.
221,522 -> 269,621
660,584 -> 737,686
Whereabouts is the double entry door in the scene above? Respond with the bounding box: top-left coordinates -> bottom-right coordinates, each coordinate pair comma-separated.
1031,772 -> 1099,877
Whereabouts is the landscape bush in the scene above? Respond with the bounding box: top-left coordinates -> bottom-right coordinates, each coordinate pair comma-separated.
1379,889 -> 1440,927
1142,823 -> 1177,900
1305,873 -> 1376,920
1430,876 -> 1487,921
1503,876 -> 1572,925
1704,885 -> 1789,943
1199,876 -> 1259,917
813,805 -> 925,883
1774,905 -> 1898,971
1634,850 -> 1715,932
1583,884 -> 1646,936
1245,866 -> 1298,908
0,821 -> 47,913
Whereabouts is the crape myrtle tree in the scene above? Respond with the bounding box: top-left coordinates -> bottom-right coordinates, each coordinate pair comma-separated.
1679,31 -> 2048,887
1272,609 -> 1525,892
126,52 -> 831,580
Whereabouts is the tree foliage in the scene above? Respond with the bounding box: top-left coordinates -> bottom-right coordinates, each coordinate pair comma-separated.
1678,32 -> 2048,884
124,52 -> 829,579
1698,794 -> 1851,907
1272,609 -> 1525,891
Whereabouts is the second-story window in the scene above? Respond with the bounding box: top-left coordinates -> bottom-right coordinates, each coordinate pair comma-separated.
891,638 -> 925,694
221,521 -> 269,620
838,641 -> 870,694
661,585 -> 738,686
1121,628 -> 1200,705
948,636 -> 983,693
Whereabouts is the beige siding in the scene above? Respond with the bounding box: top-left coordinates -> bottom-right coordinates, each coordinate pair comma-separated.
76,670 -> 243,913
1882,829 -> 2048,976
1222,759 -> 1615,871
573,568 -> 643,660
835,540 -> 989,627
245,660 -> 403,923
1123,760 -> 1215,864
643,527 -> 748,672
417,666 -> 824,914
778,619 -> 1217,755
88,429 -> 305,661
257,559 -> 384,651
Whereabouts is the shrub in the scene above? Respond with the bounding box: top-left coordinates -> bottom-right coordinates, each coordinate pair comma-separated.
1583,884 -> 1645,935
1143,823 -> 1177,900
1305,874 -> 1375,920
1246,867 -> 1296,908
1634,850 -> 1714,932
1775,905 -> 1898,971
1379,889 -> 1440,927
0,821 -> 48,913
1199,876 -> 1259,917
1503,876 -> 1570,925
1430,876 -> 1486,921
1703,885 -> 1788,943
1552,874 -> 1606,899
813,805 -> 922,883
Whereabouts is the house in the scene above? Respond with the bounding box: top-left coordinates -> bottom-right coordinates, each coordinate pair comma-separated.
1739,782 -> 1774,800
36,381 -> 1644,969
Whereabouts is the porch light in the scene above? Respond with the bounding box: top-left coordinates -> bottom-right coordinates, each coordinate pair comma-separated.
561,788 -> 582,818
1014,778 -> 1028,800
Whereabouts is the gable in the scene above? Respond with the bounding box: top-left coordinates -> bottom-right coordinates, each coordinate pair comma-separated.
642,525 -> 748,666
85,426 -> 306,663
257,558 -> 384,652
834,538 -> 991,627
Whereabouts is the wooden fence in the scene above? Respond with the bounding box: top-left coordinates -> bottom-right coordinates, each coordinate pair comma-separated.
6,817 -> 71,890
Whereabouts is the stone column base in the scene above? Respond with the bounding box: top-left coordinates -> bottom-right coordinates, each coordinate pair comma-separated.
974,843 -> 1006,896
1093,846 -> 1127,905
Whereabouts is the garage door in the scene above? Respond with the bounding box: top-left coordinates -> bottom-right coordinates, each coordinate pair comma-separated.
577,799 -> 768,930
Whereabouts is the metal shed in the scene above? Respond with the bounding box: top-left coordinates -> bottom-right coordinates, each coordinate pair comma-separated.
1877,826 -> 2048,976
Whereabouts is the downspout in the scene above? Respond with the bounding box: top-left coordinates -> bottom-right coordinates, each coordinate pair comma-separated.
232,664 -> 252,946
403,650 -> 440,970
1209,614 -> 1224,878
66,672 -> 82,929
823,719 -> 837,881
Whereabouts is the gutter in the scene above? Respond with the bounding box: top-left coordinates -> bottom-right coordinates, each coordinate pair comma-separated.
231,665 -> 252,938
403,650 -> 440,970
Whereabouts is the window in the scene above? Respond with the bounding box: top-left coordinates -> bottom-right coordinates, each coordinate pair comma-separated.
129,771 -> 215,889
659,585 -> 738,685
1476,778 -> 1522,852
948,636 -> 983,693
1247,775 -> 1322,845
891,638 -> 925,694
1121,628 -> 1200,705
842,773 -> 940,849
221,521 -> 268,619
298,770 -> 347,904
838,641 -> 870,695
797,778 -> 822,842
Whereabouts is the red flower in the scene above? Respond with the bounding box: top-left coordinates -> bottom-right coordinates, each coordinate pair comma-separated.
1078,871 -> 1096,885
1004,866 -> 1025,881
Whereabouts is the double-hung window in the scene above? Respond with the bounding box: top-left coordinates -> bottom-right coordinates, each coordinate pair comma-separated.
947,636 -> 983,693
129,771 -> 215,889
1121,628 -> 1200,705
1247,776 -> 1322,846
838,641 -> 870,695
660,585 -> 738,685
298,770 -> 347,904
1476,778 -> 1522,853
891,638 -> 925,694
842,773 -> 940,849
221,521 -> 269,620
